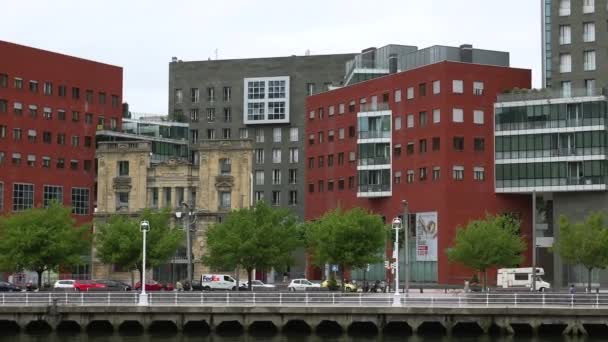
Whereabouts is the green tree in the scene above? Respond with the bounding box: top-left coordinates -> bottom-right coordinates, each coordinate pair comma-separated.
95,209 -> 183,283
0,202 -> 90,288
305,208 -> 385,290
554,212 -> 608,291
446,214 -> 526,290
203,201 -> 300,290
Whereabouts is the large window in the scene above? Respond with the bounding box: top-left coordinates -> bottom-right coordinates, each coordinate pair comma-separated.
559,25 -> 571,45
118,161 -> 129,176
583,22 -> 595,42
219,158 -> 231,175
71,187 -> 90,215
43,185 -> 63,207
13,183 -> 34,211
560,53 -> 571,73
584,50 -> 596,71
495,101 -> 607,131
496,161 -> 606,189
244,76 -> 290,124
219,191 -> 231,209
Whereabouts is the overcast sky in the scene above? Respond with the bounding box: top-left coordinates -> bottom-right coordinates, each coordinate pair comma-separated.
2,0 -> 541,114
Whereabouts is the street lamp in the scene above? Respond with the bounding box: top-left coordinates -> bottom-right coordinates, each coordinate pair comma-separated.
392,217 -> 402,307
139,220 -> 150,306
176,202 -> 196,286
403,200 -> 409,294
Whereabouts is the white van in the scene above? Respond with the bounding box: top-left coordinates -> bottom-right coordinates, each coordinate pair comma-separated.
200,274 -> 237,291
497,267 -> 551,291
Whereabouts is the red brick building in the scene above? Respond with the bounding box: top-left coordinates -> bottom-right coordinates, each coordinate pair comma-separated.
305,61 -> 533,285
0,40 -> 123,224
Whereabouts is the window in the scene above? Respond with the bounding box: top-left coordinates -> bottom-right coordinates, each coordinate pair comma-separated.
559,25 -> 571,44
348,101 -> 355,113
419,167 -> 427,181
318,107 -> 324,119
72,111 -> 80,122
0,152 -> 4,165
219,191 -> 231,209
207,87 -> 215,102
222,128 -> 231,139
191,88 -> 199,103
433,167 -> 440,181
559,0 -> 570,15
394,171 -> 401,184
452,166 -> 464,180
111,94 -> 118,106
289,127 -> 298,141
339,103 -> 345,114
191,129 -> 199,143
288,191 -> 297,205
433,109 -> 441,123
43,107 -> 52,119
13,128 -> 22,141
583,0 -> 594,13
220,158 -> 231,175
419,83 -> 427,96
432,80 -> 440,94
327,154 -> 334,167
328,180 -> 334,192
86,90 -> 94,103
254,191 -> 264,203
395,89 -> 402,102
190,108 -> 199,122
223,107 -> 231,122
255,128 -> 264,142
13,102 -> 22,115
453,137 -> 464,151
349,151 -> 356,162
29,80 -> 38,93
273,127 -> 282,142
223,87 -> 231,101
419,111 -> 427,126
562,81 -> 572,97
338,152 -> 344,165
206,108 -> 215,121
348,176 -> 355,190
239,128 -> 248,139
407,114 -> 414,128
473,81 -> 484,95
116,193 -> 130,211
560,53 -> 572,73
474,137 -> 485,152
28,129 -> 36,143
0,125 -> 5,138
308,134 -> 314,145
432,137 -> 440,151
42,157 -> 50,168
584,50 -> 596,71
406,143 -> 414,155
318,131 -> 323,143
72,87 -> 79,99
14,78 -> 23,89
0,99 -> 6,113
349,126 -> 355,138
308,157 -> 314,169
12,153 -> 21,165
318,156 -> 324,167
473,110 -> 484,124
272,169 -> 281,185
419,139 -> 427,153
174,89 -> 183,104
329,105 -> 335,116
394,144 -> 402,157
71,136 -> 79,147
406,87 -> 414,99
255,170 -> 265,185
70,160 -> 78,170
473,167 -> 485,181
271,191 -> 281,206
289,148 -> 299,163
206,129 -> 216,139
43,185 -> 63,207
12,183 -> 34,211
407,170 -> 415,183
272,148 -> 281,163
43,82 -> 52,95
452,108 -> 464,123
289,169 -> 297,184
245,77 -> 289,123
0,73 -> 6,88
57,158 -> 65,169
28,105 -> 37,118
84,160 -> 92,171
255,149 -> 264,164
452,80 -> 463,93
585,79 -> 596,96
395,117 -> 402,130
98,92 -> 106,104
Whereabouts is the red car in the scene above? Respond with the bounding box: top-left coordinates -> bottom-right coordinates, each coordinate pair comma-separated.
134,280 -> 173,291
73,280 -> 106,292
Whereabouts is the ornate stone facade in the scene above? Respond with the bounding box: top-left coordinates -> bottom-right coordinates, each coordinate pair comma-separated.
93,140 -> 253,283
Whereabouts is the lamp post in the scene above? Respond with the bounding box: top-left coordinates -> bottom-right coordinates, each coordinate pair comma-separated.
139,220 -> 150,306
392,217 -> 402,306
403,200 -> 409,294
177,202 -> 194,286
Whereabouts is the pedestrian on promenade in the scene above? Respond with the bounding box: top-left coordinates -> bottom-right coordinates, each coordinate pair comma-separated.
569,284 -> 575,295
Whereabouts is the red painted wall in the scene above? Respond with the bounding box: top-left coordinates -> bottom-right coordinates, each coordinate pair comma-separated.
0,40 -> 123,224
305,61 -> 532,285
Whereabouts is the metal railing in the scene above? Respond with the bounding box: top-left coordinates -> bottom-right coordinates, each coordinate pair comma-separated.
3,292 -> 608,308
495,118 -> 606,131
496,147 -> 607,159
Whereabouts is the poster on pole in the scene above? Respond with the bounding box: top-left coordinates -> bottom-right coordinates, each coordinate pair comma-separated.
416,212 -> 438,261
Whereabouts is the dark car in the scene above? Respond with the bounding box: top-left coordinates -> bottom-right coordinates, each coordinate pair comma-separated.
184,280 -> 203,291
95,279 -> 132,291
0,281 -> 21,292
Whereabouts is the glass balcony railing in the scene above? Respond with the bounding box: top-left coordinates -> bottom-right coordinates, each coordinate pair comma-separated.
358,157 -> 390,166
496,147 -> 607,160
496,176 -> 606,189
359,102 -> 390,112
358,130 -> 390,139
358,183 -> 391,193
495,118 -> 606,131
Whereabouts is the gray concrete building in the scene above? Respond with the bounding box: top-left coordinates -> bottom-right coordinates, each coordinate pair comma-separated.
168,53 -> 355,219
542,0 -> 608,89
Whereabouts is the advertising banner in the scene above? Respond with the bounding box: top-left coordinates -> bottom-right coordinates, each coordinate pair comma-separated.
416,212 -> 438,262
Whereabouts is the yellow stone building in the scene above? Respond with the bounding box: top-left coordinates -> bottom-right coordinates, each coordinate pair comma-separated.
93,139 -> 252,283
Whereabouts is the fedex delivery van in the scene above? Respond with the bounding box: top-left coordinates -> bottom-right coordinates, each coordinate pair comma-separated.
200,274 -> 237,291
497,267 -> 551,291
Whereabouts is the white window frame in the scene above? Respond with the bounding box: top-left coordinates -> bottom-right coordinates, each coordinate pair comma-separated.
273,127 -> 282,142
452,108 -> 464,123
562,81 -> 572,97
452,80 -> 464,93
255,170 -> 265,185
407,114 -> 414,128
473,81 -> 484,95
452,166 -> 464,180
559,0 -> 570,16
473,110 -> 484,125
433,109 -> 441,123
289,148 -> 299,163
583,0 -> 594,13
289,127 -> 298,142
559,25 -> 571,45
406,87 -> 414,100
272,148 -> 281,163
395,117 -> 402,130
338,128 -> 345,140
394,89 -> 402,102
243,76 -> 290,124
560,53 -> 572,73
473,166 -> 485,181
583,22 -> 595,42
339,103 -> 345,114
432,80 -> 440,94
584,50 -> 596,71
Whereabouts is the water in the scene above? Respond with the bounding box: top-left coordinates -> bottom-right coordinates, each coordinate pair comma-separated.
0,333 -> 604,342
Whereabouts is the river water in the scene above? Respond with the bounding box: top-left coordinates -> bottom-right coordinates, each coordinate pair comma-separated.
0,334 -> 603,342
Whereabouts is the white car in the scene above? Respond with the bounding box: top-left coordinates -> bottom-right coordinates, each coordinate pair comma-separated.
240,280 -> 276,289
53,280 -> 75,289
287,278 -> 321,292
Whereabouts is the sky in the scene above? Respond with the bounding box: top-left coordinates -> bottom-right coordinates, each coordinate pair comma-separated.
1,0 -> 541,114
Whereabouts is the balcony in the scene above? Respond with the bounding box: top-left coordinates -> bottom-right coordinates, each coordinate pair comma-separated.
357,169 -> 391,198
359,102 -> 390,113
358,130 -> 391,140
496,118 -> 606,132
358,156 -> 390,167
357,183 -> 391,198
496,176 -> 607,193
496,147 -> 607,161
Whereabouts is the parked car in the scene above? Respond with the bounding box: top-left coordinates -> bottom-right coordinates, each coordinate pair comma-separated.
321,279 -> 357,292
182,280 -> 203,291
200,274 -> 237,291
239,280 -> 276,290
95,279 -> 132,291
53,280 -> 75,290
287,279 -> 321,292
134,280 -> 174,291
0,281 -> 21,292
73,280 -> 106,292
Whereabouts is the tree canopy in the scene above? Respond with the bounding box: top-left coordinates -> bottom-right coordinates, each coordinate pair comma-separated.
203,201 -> 300,290
554,212 -> 608,291
94,209 -> 183,280
446,214 -> 526,290
0,202 -> 90,287
305,207 -> 385,286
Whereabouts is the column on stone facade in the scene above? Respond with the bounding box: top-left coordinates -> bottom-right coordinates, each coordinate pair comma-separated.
171,187 -> 177,209
147,188 -> 153,208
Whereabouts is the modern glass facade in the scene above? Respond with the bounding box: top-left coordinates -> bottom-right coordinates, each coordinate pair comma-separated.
496,161 -> 607,189
357,112 -> 391,197
495,101 -> 607,131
